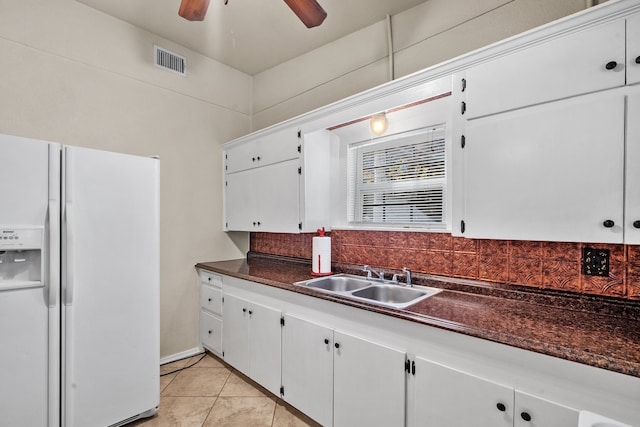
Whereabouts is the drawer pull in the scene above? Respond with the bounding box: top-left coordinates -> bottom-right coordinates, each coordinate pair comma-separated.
603,219 -> 615,228
521,412 -> 532,422
208,330 -> 212,335
496,403 -> 506,412
605,61 -> 617,70
324,338 -> 329,345
208,298 -> 212,302
634,220 -> 640,229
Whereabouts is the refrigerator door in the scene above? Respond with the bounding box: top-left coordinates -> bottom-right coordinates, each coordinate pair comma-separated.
62,146 -> 160,427
0,134 -> 59,427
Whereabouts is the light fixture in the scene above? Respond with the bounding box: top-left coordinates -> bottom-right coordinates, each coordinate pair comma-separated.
369,112 -> 388,136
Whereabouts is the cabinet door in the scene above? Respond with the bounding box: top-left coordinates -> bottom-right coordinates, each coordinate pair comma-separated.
463,91 -> 625,243
200,311 -> 222,355
225,128 -> 300,173
256,159 -> 300,233
628,13 -> 640,86
413,358 -> 513,427
225,169 -> 259,231
282,314 -> 334,427
626,89 -> 640,244
333,331 -> 405,427
514,391 -> 579,427
222,294 -> 249,374
466,19 -> 625,119
247,302 -> 282,397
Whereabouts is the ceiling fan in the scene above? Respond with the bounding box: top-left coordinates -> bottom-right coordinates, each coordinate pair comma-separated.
178,0 -> 327,28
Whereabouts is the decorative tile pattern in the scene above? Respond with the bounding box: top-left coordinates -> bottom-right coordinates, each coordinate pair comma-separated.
250,231 -> 636,299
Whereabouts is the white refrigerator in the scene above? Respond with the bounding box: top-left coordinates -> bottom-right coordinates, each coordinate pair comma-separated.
0,134 -> 160,427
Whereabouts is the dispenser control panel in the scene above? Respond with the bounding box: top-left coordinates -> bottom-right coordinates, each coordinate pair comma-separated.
0,228 -> 43,250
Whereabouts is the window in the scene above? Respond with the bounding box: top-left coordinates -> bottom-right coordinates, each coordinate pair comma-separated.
347,125 -> 447,229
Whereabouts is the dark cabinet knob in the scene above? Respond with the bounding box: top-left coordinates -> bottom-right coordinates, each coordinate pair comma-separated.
521,412 -> 532,422
208,277 -> 211,281
257,156 -> 261,161
248,310 -> 253,315
242,308 -> 247,313
324,338 -> 329,344
496,403 -> 506,412
208,298 -> 212,302
605,61 -> 618,70
208,330 -> 212,335
634,220 -> 640,229
252,157 -> 256,162
334,342 -> 340,349
257,221 -> 261,226
252,221 -> 256,226
635,56 -> 640,64
603,219 -> 615,228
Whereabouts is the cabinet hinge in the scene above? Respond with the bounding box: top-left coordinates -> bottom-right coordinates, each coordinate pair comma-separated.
461,220 -> 466,234
298,222 -> 302,231
405,359 -> 410,373
297,144 -> 301,153
461,78 -> 467,92
225,181 -> 228,187
297,130 -> 301,139
222,351 -> 225,357
225,154 -> 228,159
225,222 -> 228,229
225,165 -> 227,171
298,166 -> 302,175
222,296 -> 225,303
461,101 -> 466,115
280,316 -> 285,327
461,135 -> 466,149
280,385 -> 285,396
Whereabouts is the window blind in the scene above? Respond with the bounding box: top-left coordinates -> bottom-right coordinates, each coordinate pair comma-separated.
347,125 -> 447,228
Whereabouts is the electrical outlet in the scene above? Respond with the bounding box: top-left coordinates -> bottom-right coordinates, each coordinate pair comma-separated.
582,248 -> 610,277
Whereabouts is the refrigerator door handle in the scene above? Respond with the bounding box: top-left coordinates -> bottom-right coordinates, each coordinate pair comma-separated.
64,201 -> 74,306
48,199 -> 59,307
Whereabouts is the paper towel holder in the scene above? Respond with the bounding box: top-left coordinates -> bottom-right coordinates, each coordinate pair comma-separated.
311,227 -> 333,276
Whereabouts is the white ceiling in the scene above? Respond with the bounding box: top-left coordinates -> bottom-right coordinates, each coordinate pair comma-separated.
75,0 -> 428,76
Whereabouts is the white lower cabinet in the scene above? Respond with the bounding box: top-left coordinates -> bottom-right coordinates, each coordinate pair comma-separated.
281,314 -> 334,427
409,358 -> 579,427
222,293 -> 282,396
333,330 -> 406,427
281,314 -> 406,427
199,270 -> 223,356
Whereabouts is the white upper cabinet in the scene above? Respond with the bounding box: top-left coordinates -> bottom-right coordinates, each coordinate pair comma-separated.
462,90 -> 625,243
625,88 -> 640,244
224,128 -> 332,233
627,13 -> 640,86
225,127 -> 300,174
465,19 -> 625,119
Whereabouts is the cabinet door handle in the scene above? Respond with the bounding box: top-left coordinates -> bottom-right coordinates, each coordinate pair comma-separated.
324,338 -> 329,344
496,402 -> 506,412
208,330 -> 212,335
603,219 -> 615,228
242,308 -> 247,313
257,156 -> 261,161
635,56 -> 640,64
634,220 -> 640,229
334,342 -> 340,349
208,298 -> 212,302
605,61 -> 618,70
208,277 -> 211,281
521,412 -> 532,422
257,221 -> 261,226
248,310 -> 253,315
252,157 -> 256,162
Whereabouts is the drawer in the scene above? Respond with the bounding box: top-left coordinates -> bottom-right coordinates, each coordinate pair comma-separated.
201,284 -> 223,315
200,311 -> 222,355
199,270 -> 222,287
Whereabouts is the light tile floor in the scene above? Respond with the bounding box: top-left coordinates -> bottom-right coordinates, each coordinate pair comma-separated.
131,352 -> 321,427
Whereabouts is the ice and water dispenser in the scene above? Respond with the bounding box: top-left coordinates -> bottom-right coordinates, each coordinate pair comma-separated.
0,228 -> 43,286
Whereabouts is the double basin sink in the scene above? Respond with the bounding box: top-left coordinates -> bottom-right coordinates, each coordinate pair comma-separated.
294,274 -> 441,309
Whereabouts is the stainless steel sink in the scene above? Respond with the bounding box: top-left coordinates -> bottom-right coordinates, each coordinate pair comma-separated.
304,275 -> 372,292
351,284 -> 427,304
294,274 -> 441,309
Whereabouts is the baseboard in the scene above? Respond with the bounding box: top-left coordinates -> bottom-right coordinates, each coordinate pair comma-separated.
160,347 -> 203,366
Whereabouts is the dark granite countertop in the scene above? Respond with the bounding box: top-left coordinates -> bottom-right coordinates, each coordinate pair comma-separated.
196,253 -> 640,378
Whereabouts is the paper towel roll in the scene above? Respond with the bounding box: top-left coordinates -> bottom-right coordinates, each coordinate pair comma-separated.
312,236 -> 332,275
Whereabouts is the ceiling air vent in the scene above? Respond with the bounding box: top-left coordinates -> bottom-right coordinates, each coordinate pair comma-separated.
154,45 -> 186,76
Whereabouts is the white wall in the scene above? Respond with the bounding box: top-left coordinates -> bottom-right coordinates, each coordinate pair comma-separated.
0,0 -> 251,358
252,0 -> 587,130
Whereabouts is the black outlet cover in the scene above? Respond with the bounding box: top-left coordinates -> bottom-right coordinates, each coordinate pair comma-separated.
582,248 -> 610,277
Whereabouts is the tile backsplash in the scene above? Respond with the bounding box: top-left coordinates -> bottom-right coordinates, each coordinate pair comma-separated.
251,230 -> 640,300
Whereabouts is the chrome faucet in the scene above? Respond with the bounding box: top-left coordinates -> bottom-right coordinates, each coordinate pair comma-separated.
362,265 -> 384,280
402,267 -> 412,287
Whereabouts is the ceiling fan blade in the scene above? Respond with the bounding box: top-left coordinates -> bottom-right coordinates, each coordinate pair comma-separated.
283,0 -> 327,28
178,0 -> 210,21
